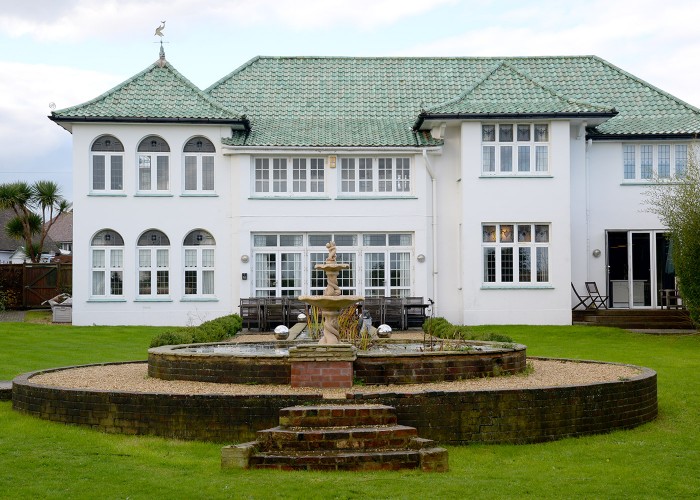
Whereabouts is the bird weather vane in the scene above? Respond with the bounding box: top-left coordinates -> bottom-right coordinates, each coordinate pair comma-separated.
153,21 -> 168,66
154,21 -> 166,38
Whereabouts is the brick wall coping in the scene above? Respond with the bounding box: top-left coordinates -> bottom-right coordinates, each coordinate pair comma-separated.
11,358 -> 657,444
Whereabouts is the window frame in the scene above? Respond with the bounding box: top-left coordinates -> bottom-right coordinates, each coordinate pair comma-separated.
251,232 -> 414,297
137,136 -> 171,194
136,230 -> 170,299
622,143 -> 688,182
338,157 -> 412,196
481,223 -> 551,287
89,229 -> 124,299
481,123 -> 550,176
252,157 -> 326,197
90,135 -> 125,194
183,230 -> 216,298
183,137 -> 216,194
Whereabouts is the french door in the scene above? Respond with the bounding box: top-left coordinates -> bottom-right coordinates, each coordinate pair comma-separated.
606,231 -> 674,308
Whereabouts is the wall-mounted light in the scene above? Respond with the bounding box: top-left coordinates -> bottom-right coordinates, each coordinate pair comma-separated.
417,254 -> 425,262
150,140 -> 157,148
196,234 -> 203,242
592,249 -> 601,258
105,234 -> 111,242
196,140 -> 203,150
241,255 -> 249,263
151,234 -> 157,242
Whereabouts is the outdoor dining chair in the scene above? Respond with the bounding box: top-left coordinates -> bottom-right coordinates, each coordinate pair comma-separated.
585,281 -> 609,309
571,283 -> 592,310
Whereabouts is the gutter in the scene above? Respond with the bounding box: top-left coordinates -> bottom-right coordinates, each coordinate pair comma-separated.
221,146 -> 443,154
422,149 -> 439,317
414,111 -> 618,131
48,115 -> 250,129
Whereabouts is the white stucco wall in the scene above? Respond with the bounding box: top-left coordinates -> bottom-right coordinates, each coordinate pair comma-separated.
71,123 -> 235,326
581,140 -> 668,291
458,120 -> 573,325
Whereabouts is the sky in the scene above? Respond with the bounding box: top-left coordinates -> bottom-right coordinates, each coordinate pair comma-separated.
2,0 -> 700,202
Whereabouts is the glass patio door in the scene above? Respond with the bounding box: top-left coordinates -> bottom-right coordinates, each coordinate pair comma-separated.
607,231 -> 673,308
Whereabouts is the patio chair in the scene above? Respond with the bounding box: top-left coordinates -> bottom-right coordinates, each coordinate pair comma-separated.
585,282 -> 609,310
383,297 -> 405,330
571,283 -> 592,310
263,297 -> 286,330
239,298 -> 263,331
361,297 -> 384,327
285,299 -> 308,326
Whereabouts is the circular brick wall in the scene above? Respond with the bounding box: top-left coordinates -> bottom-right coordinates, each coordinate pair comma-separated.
147,341 -> 527,385
11,358 -> 657,445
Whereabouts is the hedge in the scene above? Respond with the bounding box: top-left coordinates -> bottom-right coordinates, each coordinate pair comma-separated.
149,314 -> 243,348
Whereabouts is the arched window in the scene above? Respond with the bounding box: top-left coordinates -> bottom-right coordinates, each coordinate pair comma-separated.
183,137 -> 216,193
91,135 -> 124,193
137,136 -> 170,193
91,229 -> 124,297
137,230 -> 170,297
183,230 -> 216,296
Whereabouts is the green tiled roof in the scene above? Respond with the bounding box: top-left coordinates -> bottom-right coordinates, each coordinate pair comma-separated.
53,55 -> 700,146
207,56 -> 700,146
423,62 -> 615,116
51,59 -> 245,123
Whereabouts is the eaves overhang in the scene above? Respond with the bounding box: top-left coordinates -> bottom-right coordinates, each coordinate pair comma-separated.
413,111 -> 618,131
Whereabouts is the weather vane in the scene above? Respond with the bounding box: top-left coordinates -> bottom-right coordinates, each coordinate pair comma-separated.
153,21 -> 168,67
154,21 -> 166,38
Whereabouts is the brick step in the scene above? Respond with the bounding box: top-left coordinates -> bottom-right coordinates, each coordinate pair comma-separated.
0,381 -> 11,402
221,404 -> 450,472
248,447 -> 448,472
257,425 -> 419,452
278,404 -> 397,428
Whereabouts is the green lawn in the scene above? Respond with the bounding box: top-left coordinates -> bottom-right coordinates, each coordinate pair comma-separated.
1,323 -> 698,499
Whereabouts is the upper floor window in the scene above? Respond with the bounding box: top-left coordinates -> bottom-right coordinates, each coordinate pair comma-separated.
137,229 -> 170,297
253,157 -> 325,196
90,135 -> 124,193
90,229 -> 124,298
482,124 -> 549,175
183,137 -> 215,194
623,144 -> 687,181
183,229 -> 216,297
137,136 -> 170,193
482,223 -> 550,285
340,158 -> 411,195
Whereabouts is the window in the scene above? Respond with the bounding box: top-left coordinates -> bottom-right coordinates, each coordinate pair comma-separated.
183,137 -> 215,193
183,230 -> 215,297
253,157 -> 325,196
482,223 -> 550,285
251,232 -> 413,297
90,229 -> 124,298
482,124 -> 549,175
253,234 -> 303,297
339,157 -> 411,195
623,143 -> 688,181
137,230 -> 170,297
137,136 -> 170,193
90,135 -> 124,193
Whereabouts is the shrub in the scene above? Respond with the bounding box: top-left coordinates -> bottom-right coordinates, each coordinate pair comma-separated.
422,317 -> 514,343
149,314 -> 243,347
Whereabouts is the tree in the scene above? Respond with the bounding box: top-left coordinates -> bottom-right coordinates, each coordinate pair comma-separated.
644,146 -> 700,326
0,180 -> 71,263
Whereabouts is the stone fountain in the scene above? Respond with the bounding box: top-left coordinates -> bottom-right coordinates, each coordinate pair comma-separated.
298,241 -> 363,344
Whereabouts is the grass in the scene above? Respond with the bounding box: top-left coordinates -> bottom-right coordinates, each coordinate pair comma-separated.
1,322 -> 699,499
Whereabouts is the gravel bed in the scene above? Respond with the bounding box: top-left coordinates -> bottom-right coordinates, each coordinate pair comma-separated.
31,359 -> 642,399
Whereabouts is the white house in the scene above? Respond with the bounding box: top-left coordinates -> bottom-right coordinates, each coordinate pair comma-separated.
50,50 -> 700,326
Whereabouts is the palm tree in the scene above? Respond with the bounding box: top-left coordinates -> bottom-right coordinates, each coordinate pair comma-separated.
0,180 -> 71,263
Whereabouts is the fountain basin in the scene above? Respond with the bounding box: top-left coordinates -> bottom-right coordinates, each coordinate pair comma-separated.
147,340 -> 527,385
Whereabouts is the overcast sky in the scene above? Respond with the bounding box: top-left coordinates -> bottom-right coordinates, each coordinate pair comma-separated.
2,0 -> 699,202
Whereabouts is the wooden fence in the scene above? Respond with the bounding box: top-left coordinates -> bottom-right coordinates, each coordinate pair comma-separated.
0,263 -> 72,309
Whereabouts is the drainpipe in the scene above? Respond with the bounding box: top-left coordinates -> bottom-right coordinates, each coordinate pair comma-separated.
582,124 -> 591,280
422,149 -> 439,316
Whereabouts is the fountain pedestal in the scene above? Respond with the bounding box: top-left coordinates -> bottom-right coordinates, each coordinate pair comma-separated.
288,344 -> 357,388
